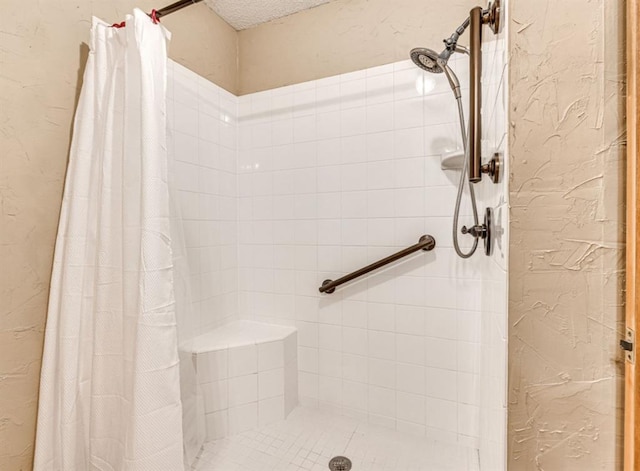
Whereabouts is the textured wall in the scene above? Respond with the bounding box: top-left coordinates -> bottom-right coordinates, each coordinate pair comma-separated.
161,4 -> 238,94
0,3 -> 236,469
508,0 -> 626,469
238,0 -> 478,94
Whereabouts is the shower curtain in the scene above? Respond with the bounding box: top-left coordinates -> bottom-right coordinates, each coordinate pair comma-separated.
34,10 -> 188,470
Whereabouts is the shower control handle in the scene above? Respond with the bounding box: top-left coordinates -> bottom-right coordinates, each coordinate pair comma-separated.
462,208 -> 495,257
461,224 -> 487,239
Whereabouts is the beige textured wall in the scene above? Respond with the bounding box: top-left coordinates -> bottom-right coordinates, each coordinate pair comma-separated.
162,3 -> 238,93
0,3 -> 236,469
238,0 -> 478,94
508,0 -> 626,469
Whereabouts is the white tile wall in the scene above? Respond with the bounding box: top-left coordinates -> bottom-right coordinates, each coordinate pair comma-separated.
236,53 -> 506,449
477,0 -> 509,468
169,22 -> 508,464
167,61 -> 239,334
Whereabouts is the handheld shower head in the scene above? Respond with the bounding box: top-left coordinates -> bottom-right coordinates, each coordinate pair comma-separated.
410,47 -> 461,98
409,14 -> 471,81
410,48 -> 445,74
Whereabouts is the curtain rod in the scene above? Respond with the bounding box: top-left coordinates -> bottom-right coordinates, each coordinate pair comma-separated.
154,0 -> 204,19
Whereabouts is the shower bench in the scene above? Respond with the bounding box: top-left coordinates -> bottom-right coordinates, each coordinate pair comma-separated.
183,320 -> 298,440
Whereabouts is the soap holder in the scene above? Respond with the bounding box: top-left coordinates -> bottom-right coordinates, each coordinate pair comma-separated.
440,150 -> 465,171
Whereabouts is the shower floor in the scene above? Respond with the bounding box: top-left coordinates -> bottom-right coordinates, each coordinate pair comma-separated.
193,406 -> 480,471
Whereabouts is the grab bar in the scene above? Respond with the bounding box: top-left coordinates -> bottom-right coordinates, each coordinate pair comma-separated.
468,2 -> 502,184
319,235 -> 436,294
468,6 -> 483,183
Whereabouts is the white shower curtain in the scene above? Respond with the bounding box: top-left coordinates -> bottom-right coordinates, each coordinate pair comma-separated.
35,10 -> 186,471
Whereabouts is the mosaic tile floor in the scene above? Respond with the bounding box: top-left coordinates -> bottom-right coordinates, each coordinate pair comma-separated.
194,407 -> 479,471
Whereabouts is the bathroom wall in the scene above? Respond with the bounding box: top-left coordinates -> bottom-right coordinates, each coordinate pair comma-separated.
508,0 -> 626,469
4,0 -> 626,469
166,22 -> 509,455
235,50 -> 508,449
162,5 -> 239,94
238,0 -> 478,94
1,1 -> 496,467
167,61 -> 240,334
0,2 -> 236,469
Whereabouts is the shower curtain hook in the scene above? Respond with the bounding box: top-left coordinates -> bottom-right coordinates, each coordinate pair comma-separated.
111,9 -> 160,28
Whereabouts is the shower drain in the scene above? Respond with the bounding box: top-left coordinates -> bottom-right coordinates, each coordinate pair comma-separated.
328,456 -> 352,471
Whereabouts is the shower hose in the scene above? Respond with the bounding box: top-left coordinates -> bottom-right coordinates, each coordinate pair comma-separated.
452,96 -> 480,258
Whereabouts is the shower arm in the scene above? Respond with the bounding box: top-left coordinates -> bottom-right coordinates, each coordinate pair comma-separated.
443,17 -> 470,57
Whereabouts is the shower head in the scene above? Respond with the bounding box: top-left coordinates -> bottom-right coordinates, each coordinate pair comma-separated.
410,47 -> 461,98
410,12 -> 471,74
410,48 -> 446,74
409,14 -> 472,97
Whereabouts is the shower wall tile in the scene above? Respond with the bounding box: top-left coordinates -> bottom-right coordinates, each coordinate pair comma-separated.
171,47 -> 506,455
168,61 -> 239,334
235,54 -> 508,448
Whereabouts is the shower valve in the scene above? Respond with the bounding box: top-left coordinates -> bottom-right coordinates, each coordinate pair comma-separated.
462,208 -> 495,257
461,224 -> 487,239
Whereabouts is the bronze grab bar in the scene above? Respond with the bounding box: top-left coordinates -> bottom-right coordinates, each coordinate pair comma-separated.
319,235 -> 436,294
468,2 -> 502,184
468,6 -> 483,183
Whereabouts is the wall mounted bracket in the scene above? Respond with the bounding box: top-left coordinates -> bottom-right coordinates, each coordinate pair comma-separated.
484,0 -> 502,34
481,153 -> 502,184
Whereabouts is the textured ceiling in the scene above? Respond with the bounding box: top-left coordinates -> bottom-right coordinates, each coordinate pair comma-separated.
204,0 -> 330,30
